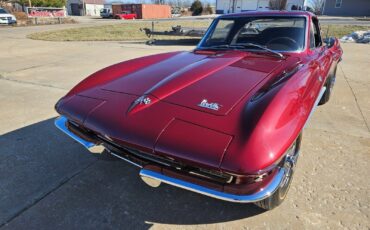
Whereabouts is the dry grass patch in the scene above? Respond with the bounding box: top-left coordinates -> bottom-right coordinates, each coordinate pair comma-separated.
321,25 -> 370,38
28,20 -> 212,41
27,21 -> 370,42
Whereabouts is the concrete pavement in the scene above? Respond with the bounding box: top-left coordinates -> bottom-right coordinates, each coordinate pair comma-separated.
0,24 -> 369,229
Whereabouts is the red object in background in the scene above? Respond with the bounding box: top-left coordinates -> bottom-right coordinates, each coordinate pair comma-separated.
114,11 -> 137,20
27,7 -> 66,17
111,4 -> 171,19
55,11 -> 343,207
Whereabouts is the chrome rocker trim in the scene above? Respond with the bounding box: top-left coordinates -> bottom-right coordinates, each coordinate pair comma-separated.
140,168 -> 285,203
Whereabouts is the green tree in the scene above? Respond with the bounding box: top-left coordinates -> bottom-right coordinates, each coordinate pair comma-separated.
190,0 -> 203,16
17,0 -> 66,7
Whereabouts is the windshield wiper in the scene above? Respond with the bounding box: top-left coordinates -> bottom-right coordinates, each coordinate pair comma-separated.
236,43 -> 285,59
206,45 -> 233,49
202,43 -> 284,59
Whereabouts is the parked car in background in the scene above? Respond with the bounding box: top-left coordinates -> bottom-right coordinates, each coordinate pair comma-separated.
100,8 -> 113,18
114,11 -> 137,20
0,8 -> 17,25
55,11 -> 343,210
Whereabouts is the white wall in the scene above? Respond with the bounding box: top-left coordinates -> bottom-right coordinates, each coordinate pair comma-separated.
216,0 -> 233,13
216,0 -> 305,13
286,0 -> 305,10
85,4 -> 104,16
257,0 -> 269,10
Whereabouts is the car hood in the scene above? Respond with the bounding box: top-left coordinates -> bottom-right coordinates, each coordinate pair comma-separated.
58,50 -> 301,170
99,50 -> 285,115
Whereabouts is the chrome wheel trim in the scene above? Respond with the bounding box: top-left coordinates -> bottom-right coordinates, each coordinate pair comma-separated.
278,141 -> 299,200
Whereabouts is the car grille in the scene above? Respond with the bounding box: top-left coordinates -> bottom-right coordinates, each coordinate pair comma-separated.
99,135 -> 234,184
66,120 -> 234,184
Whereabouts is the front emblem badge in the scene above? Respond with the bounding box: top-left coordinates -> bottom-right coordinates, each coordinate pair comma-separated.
127,95 -> 152,114
135,96 -> 151,105
198,99 -> 221,111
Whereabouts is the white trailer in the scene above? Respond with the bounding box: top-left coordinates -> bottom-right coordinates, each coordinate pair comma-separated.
216,0 -> 305,14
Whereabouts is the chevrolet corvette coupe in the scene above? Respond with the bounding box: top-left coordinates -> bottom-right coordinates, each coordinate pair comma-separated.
55,11 -> 342,210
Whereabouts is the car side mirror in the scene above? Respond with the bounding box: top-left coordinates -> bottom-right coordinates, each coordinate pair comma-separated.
324,37 -> 335,48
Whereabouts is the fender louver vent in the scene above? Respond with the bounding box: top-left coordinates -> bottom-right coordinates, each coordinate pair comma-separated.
250,64 -> 303,102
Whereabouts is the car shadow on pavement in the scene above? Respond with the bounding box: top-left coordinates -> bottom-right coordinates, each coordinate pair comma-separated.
0,118 -> 264,229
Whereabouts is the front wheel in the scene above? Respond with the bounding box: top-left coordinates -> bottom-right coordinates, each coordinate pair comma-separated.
254,134 -> 302,210
319,66 -> 337,105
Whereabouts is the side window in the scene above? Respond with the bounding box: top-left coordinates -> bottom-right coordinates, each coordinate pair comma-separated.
207,20 -> 234,44
310,21 -> 315,49
310,18 -> 322,49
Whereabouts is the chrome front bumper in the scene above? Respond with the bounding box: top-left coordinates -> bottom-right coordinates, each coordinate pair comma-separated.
54,116 -> 104,153
140,168 -> 285,203
55,115 -> 286,203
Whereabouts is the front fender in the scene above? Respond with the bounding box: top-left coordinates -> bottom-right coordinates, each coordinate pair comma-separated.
221,64 -> 324,174
64,51 -> 181,98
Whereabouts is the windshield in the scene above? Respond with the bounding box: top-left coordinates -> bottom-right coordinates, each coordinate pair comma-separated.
0,8 -> 8,14
199,17 -> 306,52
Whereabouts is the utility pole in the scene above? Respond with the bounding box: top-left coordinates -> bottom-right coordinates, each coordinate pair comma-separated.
82,0 -> 85,16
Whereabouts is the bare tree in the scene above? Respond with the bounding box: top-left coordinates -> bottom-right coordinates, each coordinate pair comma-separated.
269,0 -> 287,10
152,0 -> 166,4
310,0 -> 324,15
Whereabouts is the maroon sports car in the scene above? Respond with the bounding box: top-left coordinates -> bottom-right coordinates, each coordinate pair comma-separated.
55,11 -> 342,210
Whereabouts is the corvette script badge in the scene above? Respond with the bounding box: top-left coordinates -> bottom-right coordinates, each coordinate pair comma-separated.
198,99 -> 221,111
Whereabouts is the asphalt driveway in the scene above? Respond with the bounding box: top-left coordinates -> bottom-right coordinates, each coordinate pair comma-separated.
0,24 -> 369,229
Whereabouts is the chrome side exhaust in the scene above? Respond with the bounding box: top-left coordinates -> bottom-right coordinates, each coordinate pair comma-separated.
140,174 -> 162,187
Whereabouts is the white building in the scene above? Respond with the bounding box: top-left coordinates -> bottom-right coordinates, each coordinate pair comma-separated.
216,0 -> 305,14
67,0 -> 104,16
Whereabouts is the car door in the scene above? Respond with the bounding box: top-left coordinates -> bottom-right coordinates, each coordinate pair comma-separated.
309,17 -> 332,88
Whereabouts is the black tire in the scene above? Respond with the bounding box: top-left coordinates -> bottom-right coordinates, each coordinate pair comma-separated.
319,66 -> 337,105
254,134 -> 302,210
